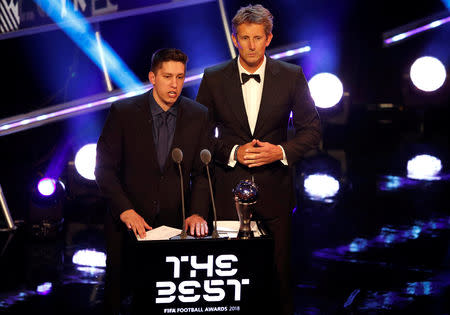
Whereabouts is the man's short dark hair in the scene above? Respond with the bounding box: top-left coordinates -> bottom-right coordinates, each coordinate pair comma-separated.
231,4 -> 273,37
150,48 -> 188,73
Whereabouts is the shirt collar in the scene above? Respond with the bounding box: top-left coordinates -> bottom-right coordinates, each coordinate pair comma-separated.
237,55 -> 266,82
149,89 -> 179,117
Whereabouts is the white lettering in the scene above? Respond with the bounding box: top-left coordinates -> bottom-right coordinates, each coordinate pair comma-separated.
178,280 -> 201,303
203,279 -> 225,302
155,281 -> 176,304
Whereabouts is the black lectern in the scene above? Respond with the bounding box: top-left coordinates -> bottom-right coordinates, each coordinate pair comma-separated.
132,236 -> 275,314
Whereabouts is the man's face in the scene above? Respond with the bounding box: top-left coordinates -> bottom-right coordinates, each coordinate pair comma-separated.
148,61 -> 185,109
232,23 -> 273,72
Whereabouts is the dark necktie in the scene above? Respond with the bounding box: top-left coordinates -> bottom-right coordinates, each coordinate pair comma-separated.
241,73 -> 261,84
157,112 -> 170,170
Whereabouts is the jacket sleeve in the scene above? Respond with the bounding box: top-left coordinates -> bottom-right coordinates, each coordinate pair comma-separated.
280,68 -> 322,164
196,70 -> 235,166
95,104 -> 134,222
188,108 -> 214,219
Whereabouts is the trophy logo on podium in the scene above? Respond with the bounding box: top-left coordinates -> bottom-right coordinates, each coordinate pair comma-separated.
233,179 -> 258,239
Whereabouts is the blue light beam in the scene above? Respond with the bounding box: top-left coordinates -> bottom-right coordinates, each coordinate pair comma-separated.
34,0 -> 142,92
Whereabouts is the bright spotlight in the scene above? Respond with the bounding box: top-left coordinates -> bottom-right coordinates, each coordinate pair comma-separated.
37,178 -> 57,196
304,173 -> 340,201
407,154 -> 442,180
72,249 -> 106,268
74,144 -> 97,180
308,73 -> 344,109
410,56 -> 446,92
36,282 -> 52,295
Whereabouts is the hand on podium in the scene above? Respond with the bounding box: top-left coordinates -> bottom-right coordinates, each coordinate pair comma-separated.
185,214 -> 208,237
120,209 -> 152,239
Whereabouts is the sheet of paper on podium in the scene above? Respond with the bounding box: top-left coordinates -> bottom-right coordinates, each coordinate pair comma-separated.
217,220 -> 261,238
136,225 -> 181,241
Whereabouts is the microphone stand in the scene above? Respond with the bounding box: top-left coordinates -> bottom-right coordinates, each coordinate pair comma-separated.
205,163 -> 219,239
200,149 -> 219,239
177,162 -> 187,239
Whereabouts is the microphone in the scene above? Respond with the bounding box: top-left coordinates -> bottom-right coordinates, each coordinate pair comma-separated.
200,149 -> 219,239
172,148 -> 187,239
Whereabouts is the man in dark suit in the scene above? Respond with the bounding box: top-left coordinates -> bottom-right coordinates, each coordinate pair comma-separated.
95,48 -> 211,314
196,5 -> 321,314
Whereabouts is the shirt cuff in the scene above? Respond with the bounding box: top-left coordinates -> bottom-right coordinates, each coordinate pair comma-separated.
279,145 -> 288,165
227,144 -> 239,167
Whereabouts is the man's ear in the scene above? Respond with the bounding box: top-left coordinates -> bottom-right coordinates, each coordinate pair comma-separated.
232,34 -> 239,48
265,33 -> 273,47
148,71 -> 156,85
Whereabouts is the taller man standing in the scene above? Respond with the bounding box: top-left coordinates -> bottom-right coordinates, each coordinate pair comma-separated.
196,5 -> 321,314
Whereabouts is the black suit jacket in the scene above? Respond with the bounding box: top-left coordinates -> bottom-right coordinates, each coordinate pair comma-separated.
95,91 -> 211,228
196,57 -> 321,219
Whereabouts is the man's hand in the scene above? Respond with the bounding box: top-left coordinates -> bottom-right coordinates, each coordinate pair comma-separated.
241,139 -> 283,167
236,139 -> 257,164
185,214 -> 208,237
120,209 -> 152,239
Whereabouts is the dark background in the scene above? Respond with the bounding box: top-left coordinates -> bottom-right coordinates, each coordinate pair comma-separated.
0,0 -> 449,224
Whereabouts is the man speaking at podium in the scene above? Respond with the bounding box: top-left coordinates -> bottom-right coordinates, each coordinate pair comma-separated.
196,4 -> 321,314
95,48 -> 211,314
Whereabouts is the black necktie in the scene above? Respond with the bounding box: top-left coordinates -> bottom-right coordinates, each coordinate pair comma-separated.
241,73 -> 261,84
157,112 -> 170,170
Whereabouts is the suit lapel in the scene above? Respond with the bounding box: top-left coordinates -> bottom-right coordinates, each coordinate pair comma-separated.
137,91 -> 161,173
224,59 -> 252,137
253,57 -> 280,138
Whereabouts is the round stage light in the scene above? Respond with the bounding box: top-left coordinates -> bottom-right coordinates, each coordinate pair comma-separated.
304,173 -> 340,201
37,178 -> 57,196
407,154 -> 442,180
308,73 -> 344,109
74,143 -> 97,180
410,56 -> 446,92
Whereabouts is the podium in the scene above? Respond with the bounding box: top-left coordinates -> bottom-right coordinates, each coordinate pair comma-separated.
132,235 -> 275,314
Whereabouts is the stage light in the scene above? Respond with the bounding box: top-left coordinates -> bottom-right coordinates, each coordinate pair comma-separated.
37,178 -> 57,196
304,173 -> 340,201
33,0 -> 141,92
410,56 -> 446,92
36,282 -> 52,295
74,143 -> 97,181
349,238 -> 368,253
308,73 -> 343,109
29,176 -> 66,240
72,249 -> 106,268
407,154 -> 442,180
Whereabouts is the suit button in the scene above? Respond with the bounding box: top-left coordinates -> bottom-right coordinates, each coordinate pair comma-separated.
153,200 -> 157,205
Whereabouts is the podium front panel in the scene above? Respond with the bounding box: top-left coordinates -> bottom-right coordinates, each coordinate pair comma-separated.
133,237 -> 274,314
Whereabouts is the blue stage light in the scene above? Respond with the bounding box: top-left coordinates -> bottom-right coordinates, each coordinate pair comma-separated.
36,282 -> 52,295
308,73 -> 343,109
407,154 -> 442,180
33,0 -> 141,92
410,56 -> 446,92
74,143 -> 97,181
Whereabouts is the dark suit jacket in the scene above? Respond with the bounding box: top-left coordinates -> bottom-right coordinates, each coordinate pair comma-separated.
196,57 -> 321,220
95,91 -> 211,228
95,91 -> 212,313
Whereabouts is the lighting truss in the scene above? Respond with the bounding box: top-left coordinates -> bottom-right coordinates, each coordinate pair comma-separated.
383,10 -> 450,47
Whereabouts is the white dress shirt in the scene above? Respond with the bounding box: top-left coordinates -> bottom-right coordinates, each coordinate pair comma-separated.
228,56 -> 287,167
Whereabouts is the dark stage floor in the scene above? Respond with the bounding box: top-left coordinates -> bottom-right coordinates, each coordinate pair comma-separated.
1,170 -> 449,314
